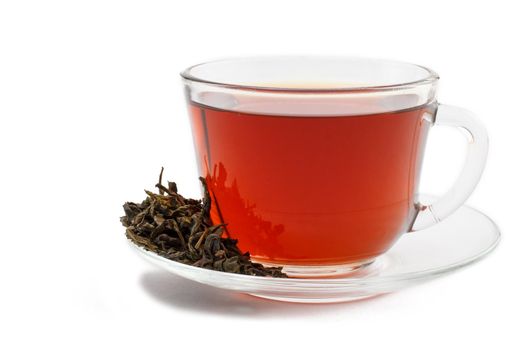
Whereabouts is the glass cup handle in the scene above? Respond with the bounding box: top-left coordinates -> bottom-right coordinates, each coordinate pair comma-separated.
411,104 -> 489,231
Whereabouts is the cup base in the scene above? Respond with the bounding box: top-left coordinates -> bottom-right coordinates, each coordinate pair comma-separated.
252,258 -> 377,278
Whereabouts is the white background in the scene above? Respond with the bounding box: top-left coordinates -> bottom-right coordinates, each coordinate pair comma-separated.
1,1 -> 523,349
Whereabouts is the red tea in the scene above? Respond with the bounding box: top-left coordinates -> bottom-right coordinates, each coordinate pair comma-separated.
189,100 -> 434,266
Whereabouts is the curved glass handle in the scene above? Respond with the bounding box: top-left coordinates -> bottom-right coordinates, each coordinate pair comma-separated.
411,104 -> 489,231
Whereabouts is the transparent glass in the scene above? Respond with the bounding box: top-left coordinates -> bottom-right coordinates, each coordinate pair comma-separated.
181,56 -> 488,277
129,201 -> 500,303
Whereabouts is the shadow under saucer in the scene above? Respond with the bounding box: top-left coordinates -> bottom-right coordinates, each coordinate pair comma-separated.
139,270 -> 389,318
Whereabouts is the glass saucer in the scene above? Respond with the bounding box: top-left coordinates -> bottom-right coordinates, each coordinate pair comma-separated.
127,202 -> 500,303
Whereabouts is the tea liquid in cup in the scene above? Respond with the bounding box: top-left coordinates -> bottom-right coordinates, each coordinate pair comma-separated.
182,57 -> 488,276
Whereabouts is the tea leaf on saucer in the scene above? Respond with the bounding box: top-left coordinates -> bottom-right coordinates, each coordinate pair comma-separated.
121,168 -> 288,278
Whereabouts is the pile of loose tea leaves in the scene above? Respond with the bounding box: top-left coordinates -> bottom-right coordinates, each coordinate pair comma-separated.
121,168 -> 287,277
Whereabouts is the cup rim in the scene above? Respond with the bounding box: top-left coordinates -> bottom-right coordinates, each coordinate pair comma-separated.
180,55 -> 439,93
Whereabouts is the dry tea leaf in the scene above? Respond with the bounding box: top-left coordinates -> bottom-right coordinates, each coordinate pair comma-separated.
121,168 -> 287,278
